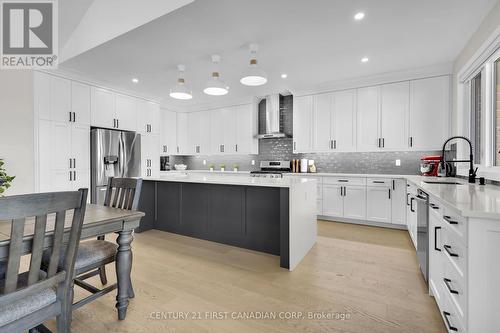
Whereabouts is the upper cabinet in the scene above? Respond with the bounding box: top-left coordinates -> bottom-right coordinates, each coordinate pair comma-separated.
356,86 -> 380,151
160,109 -> 177,155
188,111 -> 210,155
115,93 -> 138,131
176,112 -> 189,155
293,95 -> 313,153
137,100 -> 160,135
379,81 -> 409,150
235,104 -> 258,155
409,76 -> 450,150
71,82 -> 91,125
90,87 -> 115,129
50,76 -> 72,123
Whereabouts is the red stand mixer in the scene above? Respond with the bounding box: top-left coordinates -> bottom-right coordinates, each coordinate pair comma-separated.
420,155 -> 442,176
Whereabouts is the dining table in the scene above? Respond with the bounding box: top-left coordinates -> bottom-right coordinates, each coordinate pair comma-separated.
0,203 -> 144,320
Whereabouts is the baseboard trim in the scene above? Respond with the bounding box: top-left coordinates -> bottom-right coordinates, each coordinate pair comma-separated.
317,215 -> 408,230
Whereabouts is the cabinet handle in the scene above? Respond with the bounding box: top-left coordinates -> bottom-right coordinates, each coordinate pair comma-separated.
443,244 -> 459,257
430,203 -> 439,210
69,171 -> 72,181
434,226 -> 441,251
235,144 -> 238,152
373,180 -> 385,184
69,158 -> 72,169
388,189 -> 391,199
343,186 -> 347,196
338,179 -> 348,183
177,146 -> 179,154
410,197 -> 415,212
382,138 -> 385,148
443,215 -> 458,225
69,111 -> 72,122
340,186 -> 343,196
392,180 -> 395,190
378,138 -> 381,148
293,142 -> 296,150
73,171 -> 76,181
442,312 -> 458,332
334,140 -> 336,149
406,193 -> 410,206
73,158 -> 76,168
116,118 -> 119,128
329,140 -> 333,149
73,112 -> 76,123
443,278 -> 459,295
409,136 -> 413,147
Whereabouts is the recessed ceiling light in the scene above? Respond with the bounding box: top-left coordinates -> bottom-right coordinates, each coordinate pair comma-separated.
281,74 -> 288,79
132,78 -> 139,83
354,12 -> 365,21
361,57 -> 369,63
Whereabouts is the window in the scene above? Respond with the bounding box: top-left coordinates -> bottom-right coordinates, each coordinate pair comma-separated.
496,59 -> 500,166
471,72 -> 482,164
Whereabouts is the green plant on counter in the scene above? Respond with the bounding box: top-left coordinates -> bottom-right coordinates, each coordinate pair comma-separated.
220,164 -> 226,169
233,164 -> 239,170
208,164 -> 215,169
0,159 -> 15,196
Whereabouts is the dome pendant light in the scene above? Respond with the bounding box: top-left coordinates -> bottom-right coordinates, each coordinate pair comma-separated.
170,64 -> 193,100
203,55 -> 229,96
240,43 -> 267,86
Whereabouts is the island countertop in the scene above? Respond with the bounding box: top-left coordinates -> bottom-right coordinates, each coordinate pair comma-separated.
148,173 -> 317,188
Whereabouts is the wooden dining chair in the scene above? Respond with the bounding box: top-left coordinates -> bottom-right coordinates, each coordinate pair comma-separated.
42,177 -> 142,310
0,188 -> 88,333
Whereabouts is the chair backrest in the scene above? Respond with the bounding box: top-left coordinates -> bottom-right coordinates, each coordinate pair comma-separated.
104,177 -> 142,211
0,189 -> 88,299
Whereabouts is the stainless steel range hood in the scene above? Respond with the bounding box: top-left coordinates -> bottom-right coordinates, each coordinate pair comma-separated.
256,94 -> 287,139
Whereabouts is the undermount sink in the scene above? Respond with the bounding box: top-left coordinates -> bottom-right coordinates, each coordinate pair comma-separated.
423,181 -> 464,185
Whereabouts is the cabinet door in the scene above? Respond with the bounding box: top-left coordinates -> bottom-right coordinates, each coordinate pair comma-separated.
366,186 -> 392,223
176,112 -> 189,155
223,107 -> 237,154
141,135 -> 153,178
50,170 -> 71,191
71,82 -> 90,125
293,95 -> 313,153
322,184 -> 343,217
235,104 -> 256,154
313,93 -> 332,151
380,82 -> 409,150
343,186 -> 367,220
332,89 -> 356,152
409,76 -> 450,150
149,135 -> 160,178
91,87 -> 115,129
51,76 -> 72,123
51,122 -> 72,171
428,212 -> 444,304
188,111 -> 210,155
160,110 -> 177,155
147,102 -> 160,135
356,86 -> 380,151
115,94 -> 137,131
137,100 -> 159,134
71,124 -> 90,171
210,109 -> 226,154
72,168 -> 90,194
34,71 -> 51,120
38,120 -> 51,192
391,179 -> 407,225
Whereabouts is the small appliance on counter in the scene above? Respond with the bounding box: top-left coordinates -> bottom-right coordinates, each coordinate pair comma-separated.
160,156 -> 170,171
420,155 -> 442,176
250,161 -> 291,178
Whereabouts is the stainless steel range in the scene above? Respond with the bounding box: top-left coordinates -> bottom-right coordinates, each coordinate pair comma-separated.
250,161 -> 291,178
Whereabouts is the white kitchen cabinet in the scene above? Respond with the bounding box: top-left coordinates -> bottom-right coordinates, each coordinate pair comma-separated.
160,109 -> 177,155
71,81 -> 91,125
91,87 -> 115,129
409,76 -> 450,150
141,134 -> 159,178
51,122 -> 72,171
34,72 -> 51,121
429,206 -> 444,308
380,82 -> 409,150
210,107 -> 237,154
406,182 -> 418,249
322,184 -> 344,217
293,95 -> 313,153
366,186 -> 392,223
343,186 -> 367,220
356,86 -> 380,151
137,100 -> 160,135
188,111 -> 210,155
332,89 -> 356,152
235,104 -> 258,154
71,124 -> 90,172
313,93 -> 333,151
176,112 -> 189,155
391,179 -> 407,225
115,93 -> 138,131
51,76 -> 72,123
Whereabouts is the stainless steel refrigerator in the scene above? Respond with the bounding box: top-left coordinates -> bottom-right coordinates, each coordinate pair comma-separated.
91,128 -> 141,205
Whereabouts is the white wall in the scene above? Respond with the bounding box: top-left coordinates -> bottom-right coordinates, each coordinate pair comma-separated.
0,70 -> 34,195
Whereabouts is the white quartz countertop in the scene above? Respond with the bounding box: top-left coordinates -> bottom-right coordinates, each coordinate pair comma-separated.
150,173 -> 316,188
283,172 -> 411,178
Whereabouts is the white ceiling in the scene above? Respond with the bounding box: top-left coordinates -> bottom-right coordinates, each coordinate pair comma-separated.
59,0 -> 497,111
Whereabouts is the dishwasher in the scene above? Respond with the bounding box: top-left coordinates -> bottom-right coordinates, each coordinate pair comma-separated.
415,189 -> 429,283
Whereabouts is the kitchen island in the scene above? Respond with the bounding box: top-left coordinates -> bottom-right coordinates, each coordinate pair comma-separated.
137,174 -> 317,270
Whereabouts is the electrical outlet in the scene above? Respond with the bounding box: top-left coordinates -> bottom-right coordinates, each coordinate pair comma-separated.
203,160 -> 206,165
395,159 -> 401,166
251,160 -> 255,165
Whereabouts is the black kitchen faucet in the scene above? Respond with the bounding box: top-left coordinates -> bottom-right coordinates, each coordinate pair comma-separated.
441,136 -> 477,184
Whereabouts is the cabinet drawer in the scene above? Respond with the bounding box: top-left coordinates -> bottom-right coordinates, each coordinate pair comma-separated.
442,228 -> 467,278
367,178 -> 391,187
429,197 -> 443,217
323,176 -> 366,186
440,291 -> 466,333
443,254 -> 467,324
442,206 -> 467,243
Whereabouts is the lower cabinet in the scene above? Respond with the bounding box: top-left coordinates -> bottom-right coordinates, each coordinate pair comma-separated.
406,183 -> 418,248
322,184 -> 366,220
366,186 -> 392,223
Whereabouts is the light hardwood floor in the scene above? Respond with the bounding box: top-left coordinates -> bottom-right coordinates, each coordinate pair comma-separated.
43,220 -> 446,333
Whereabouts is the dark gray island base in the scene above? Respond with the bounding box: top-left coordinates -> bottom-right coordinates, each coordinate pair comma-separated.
137,180 -> 290,269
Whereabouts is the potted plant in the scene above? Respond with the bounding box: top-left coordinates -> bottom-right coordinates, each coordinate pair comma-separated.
220,164 -> 225,172
0,159 -> 15,196
208,164 -> 214,172
233,164 -> 239,172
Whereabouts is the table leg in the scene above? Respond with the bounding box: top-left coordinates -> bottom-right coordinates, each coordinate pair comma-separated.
115,229 -> 133,320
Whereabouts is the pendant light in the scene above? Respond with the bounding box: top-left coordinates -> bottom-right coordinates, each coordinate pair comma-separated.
240,43 -> 267,86
203,54 -> 228,96
169,64 -> 193,100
